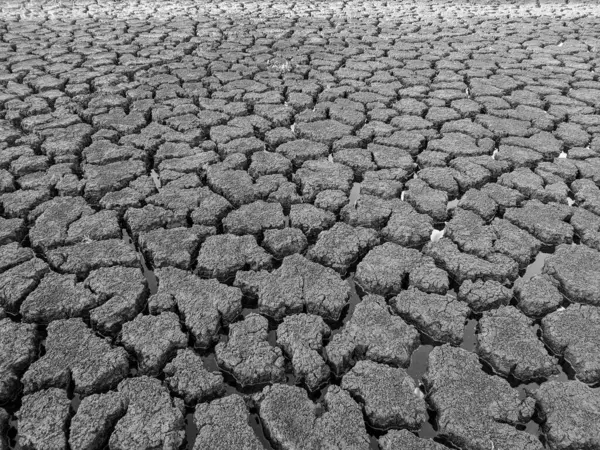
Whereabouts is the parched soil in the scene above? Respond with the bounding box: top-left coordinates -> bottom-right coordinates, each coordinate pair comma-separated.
1,0 -> 600,449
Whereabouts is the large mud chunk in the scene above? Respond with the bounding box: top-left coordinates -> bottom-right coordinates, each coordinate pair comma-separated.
504,200 -> 573,245
276,314 -> 331,391
541,304 -> 600,384
0,189 -> 51,219
296,119 -> 354,145
391,288 -> 470,345
458,279 -> 512,312
109,376 -> 185,450
46,239 -> 138,278
139,225 -> 214,270
491,218 -> 541,267
20,272 -> 99,323
533,380 -> 600,450
17,388 -> 70,450
164,348 -> 224,404
83,160 -> 146,203
120,312 -> 187,376
206,166 -> 258,207
513,274 -> 562,317
86,266 -> 147,335
543,244 -> 600,306
0,257 -> 49,312
257,384 -> 370,450
222,200 -> 285,237
276,139 -> 329,167
153,267 -> 242,348
262,227 -> 307,258
0,217 -> 25,245
423,238 -> 518,284
381,201 -> 434,247
446,208 -> 496,258
22,318 -> 128,395
477,306 -> 559,381
307,222 -> 379,274
356,242 -> 449,296
69,391 -> 126,450
289,203 -> 336,240
571,207 -> 600,251
379,429 -> 447,450
193,395 -> 263,450
215,314 -> 285,386
404,178 -> 448,222
293,159 -> 353,202
28,196 -> 93,251
424,345 -> 543,450
325,295 -> 419,375
234,253 -> 350,321
196,234 -> 273,282
341,360 -> 427,431
340,194 -> 402,229
0,319 -> 37,403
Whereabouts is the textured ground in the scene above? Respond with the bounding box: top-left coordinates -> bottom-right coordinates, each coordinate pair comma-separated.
1,0 -> 600,449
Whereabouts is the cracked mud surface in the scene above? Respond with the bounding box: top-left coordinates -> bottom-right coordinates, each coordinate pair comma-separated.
1,0 -> 600,448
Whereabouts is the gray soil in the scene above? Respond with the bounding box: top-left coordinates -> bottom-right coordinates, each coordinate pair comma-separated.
1,0 -> 600,449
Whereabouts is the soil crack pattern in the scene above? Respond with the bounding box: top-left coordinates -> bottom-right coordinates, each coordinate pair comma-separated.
1,0 -> 600,449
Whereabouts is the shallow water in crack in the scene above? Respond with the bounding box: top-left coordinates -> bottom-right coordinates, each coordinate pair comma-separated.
122,228 -> 158,295
185,412 -> 197,449
150,169 -> 161,190
521,248 -> 553,282
460,319 -> 478,353
349,182 -> 361,207
407,344 -> 434,383
446,199 -> 459,210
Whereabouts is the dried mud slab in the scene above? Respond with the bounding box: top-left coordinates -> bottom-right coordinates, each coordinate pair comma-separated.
0,318 -> 37,403
477,306 -> 559,381
541,304 -> 600,385
424,345 -> 543,450
325,294 -> 419,375
341,360 -> 427,431
193,395 -> 263,450
533,380 -> 600,450
257,383 -> 370,450
235,253 -> 350,321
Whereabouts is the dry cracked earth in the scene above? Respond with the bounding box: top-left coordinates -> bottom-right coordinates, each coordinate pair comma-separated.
1,0 -> 600,449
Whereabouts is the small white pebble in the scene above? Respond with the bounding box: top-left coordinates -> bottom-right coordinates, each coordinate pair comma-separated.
431,228 -> 445,243
559,152 -> 568,159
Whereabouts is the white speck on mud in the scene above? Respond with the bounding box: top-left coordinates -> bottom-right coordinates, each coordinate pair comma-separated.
558,151 -> 567,158
150,169 -> 161,190
290,123 -> 295,132
431,226 -> 446,242
492,149 -> 499,159
349,182 -> 361,208
328,154 -> 333,163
